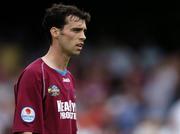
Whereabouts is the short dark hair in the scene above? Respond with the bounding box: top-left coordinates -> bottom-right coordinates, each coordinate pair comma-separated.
42,3 -> 91,42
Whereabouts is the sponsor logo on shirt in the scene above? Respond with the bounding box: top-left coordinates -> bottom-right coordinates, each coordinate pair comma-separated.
21,107 -> 35,123
57,100 -> 76,120
48,85 -> 60,96
63,78 -> 70,82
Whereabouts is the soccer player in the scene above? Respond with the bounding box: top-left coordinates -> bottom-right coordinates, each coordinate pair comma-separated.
12,3 -> 91,134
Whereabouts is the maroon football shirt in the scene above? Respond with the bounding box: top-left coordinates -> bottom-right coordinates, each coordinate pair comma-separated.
12,58 -> 77,134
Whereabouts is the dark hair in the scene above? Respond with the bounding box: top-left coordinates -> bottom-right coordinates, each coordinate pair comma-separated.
42,3 -> 91,42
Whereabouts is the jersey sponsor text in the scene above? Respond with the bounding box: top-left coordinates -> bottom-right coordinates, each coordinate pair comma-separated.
57,100 -> 76,119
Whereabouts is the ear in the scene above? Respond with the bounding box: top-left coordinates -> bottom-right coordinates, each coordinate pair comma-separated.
50,27 -> 60,38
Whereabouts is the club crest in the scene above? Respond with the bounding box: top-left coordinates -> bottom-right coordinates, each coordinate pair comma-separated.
48,85 -> 60,96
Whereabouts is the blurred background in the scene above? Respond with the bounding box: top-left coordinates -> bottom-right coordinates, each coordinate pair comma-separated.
0,0 -> 180,134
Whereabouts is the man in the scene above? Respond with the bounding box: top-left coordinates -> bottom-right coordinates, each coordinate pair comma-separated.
12,3 -> 91,134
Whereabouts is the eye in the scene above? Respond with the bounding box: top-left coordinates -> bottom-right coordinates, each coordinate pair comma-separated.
72,28 -> 82,32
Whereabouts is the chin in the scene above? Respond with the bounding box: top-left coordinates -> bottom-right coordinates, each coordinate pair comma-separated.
74,52 -> 81,55
69,52 -> 80,56
73,50 -> 81,55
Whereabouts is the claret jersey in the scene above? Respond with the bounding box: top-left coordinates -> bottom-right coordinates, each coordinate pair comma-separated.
12,58 -> 77,134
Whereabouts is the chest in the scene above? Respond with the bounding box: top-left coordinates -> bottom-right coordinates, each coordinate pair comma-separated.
44,73 -> 76,102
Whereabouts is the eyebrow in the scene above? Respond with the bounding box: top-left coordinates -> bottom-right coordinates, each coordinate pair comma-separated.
72,27 -> 87,31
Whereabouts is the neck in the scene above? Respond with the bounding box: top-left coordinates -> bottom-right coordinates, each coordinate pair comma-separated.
42,45 -> 70,71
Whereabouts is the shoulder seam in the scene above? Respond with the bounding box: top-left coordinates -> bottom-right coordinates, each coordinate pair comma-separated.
41,62 -> 46,99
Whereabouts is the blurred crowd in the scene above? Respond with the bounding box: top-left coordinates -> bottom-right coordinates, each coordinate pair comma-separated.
0,39 -> 179,134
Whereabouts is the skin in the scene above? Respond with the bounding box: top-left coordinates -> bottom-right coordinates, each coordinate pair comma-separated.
58,15 -> 87,56
42,15 -> 87,71
20,15 -> 87,134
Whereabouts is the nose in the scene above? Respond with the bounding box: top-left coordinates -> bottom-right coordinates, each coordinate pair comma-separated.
80,32 -> 86,41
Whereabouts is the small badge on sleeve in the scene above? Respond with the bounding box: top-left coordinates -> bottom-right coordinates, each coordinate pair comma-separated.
21,107 -> 35,123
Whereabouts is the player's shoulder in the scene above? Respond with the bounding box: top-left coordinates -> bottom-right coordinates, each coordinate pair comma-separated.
23,58 -> 43,76
66,69 -> 73,76
66,69 -> 75,80
15,58 -> 44,84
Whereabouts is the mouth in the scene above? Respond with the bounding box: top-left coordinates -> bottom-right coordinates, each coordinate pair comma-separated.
76,43 -> 83,50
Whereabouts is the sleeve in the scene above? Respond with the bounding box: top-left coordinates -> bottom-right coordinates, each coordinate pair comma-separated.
12,68 -> 44,134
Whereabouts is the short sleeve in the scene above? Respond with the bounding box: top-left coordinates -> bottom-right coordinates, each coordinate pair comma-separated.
12,68 -> 44,133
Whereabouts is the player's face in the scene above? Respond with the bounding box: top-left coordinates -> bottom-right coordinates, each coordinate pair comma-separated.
58,15 -> 87,56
